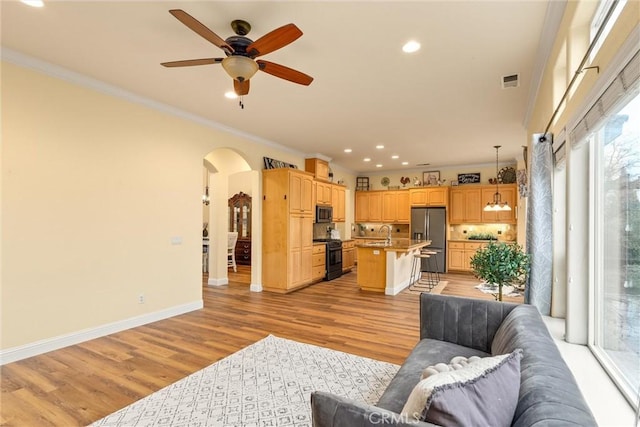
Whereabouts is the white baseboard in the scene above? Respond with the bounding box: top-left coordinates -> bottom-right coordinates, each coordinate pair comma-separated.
386,279 -> 410,295
250,283 -> 263,292
0,300 -> 203,365
208,277 -> 228,286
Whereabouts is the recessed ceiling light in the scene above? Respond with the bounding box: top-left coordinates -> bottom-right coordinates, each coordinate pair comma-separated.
225,91 -> 238,99
391,155 -> 399,159
363,158 -> 371,162
376,145 -> 384,149
376,164 -> 383,168
344,148 -> 352,153
402,41 -> 421,53
402,161 -> 409,166
21,0 -> 44,6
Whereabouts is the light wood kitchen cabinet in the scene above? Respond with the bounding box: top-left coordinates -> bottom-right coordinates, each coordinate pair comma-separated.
447,241 -> 487,271
342,240 -> 356,272
382,190 -> 410,223
357,190 -> 407,223
305,158 -> 330,181
409,187 -> 449,207
480,185 -> 517,224
355,191 -> 383,222
289,171 -> 314,215
312,243 -> 326,282
449,187 -> 482,223
315,181 -> 332,206
331,184 -> 346,222
262,168 -> 315,292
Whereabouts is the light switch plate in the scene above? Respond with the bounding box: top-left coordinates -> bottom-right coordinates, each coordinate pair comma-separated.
171,236 -> 183,245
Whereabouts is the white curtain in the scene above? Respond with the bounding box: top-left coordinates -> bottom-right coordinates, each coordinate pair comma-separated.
525,133 -> 554,315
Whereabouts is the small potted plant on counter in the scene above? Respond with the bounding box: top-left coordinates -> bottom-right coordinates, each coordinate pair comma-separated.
470,241 -> 530,301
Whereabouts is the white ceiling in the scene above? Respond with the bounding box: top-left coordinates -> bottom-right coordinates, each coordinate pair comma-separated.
1,1 -> 552,173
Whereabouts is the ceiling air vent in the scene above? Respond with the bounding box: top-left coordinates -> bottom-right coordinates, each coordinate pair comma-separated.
501,74 -> 519,89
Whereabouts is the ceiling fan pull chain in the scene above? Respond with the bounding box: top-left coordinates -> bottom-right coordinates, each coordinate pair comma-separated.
239,96 -> 245,109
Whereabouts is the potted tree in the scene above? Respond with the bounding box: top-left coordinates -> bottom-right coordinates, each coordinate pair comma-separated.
470,241 -> 531,301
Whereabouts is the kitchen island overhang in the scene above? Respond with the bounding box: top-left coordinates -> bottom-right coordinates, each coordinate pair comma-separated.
356,239 -> 432,295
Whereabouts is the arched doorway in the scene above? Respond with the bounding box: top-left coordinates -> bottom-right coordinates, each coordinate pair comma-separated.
202,148 -> 261,292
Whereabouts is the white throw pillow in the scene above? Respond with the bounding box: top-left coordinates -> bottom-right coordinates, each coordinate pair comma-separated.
401,350 -> 522,426
421,355 -> 482,379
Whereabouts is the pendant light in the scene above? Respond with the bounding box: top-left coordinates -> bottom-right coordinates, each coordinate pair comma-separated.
484,145 -> 512,212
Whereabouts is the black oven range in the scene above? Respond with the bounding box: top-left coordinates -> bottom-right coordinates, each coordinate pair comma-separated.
313,238 -> 343,280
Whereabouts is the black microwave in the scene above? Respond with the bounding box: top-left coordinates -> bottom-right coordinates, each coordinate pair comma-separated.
316,205 -> 333,223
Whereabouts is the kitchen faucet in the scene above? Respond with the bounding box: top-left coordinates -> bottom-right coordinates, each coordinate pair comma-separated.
379,224 -> 392,245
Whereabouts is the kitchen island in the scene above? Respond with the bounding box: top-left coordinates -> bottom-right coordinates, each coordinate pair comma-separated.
356,239 -> 432,295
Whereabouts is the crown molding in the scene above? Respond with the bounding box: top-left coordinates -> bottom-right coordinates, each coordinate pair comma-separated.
1,48 -> 306,157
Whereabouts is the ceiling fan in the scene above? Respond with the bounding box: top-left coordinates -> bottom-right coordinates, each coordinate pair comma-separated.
161,9 -> 313,98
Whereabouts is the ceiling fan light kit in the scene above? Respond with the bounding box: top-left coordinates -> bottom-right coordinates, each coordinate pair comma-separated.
161,9 -> 313,103
221,56 -> 259,82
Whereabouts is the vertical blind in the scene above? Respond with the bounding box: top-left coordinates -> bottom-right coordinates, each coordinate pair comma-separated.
569,50 -> 640,147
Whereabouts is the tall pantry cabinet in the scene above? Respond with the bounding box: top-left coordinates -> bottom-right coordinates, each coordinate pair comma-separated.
262,168 -> 314,292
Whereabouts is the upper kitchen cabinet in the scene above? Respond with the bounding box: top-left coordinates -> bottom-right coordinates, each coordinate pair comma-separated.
331,184 -> 346,222
288,170 -> 314,215
356,190 -> 407,223
409,187 -> 448,207
315,181 -> 332,206
481,184 -> 517,224
449,187 -> 482,223
355,191 -> 383,222
305,158 -> 330,182
382,190 -> 410,223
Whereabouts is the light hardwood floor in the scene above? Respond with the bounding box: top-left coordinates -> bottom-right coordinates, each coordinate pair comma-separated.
1,266 -> 521,426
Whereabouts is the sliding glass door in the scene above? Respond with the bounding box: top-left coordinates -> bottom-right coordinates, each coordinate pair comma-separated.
591,90 -> 639,406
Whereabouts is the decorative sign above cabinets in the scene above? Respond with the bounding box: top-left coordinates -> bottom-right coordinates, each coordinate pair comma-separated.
263,157 -> 298,170
457,173 -> 481,184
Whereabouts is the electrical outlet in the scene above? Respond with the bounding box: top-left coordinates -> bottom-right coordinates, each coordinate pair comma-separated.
138,294 -> 145,304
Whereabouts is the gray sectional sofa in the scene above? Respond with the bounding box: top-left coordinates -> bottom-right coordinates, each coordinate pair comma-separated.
312,293 -> 597,426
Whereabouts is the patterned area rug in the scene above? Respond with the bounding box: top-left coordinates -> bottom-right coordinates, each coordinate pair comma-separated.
91,335 -> 399,427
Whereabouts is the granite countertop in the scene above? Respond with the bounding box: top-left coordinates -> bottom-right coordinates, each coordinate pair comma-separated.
356,239 -> 432,252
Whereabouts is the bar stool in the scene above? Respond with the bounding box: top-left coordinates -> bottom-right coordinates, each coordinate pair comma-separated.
411,252 -> 435,288
421,249 -> 440,284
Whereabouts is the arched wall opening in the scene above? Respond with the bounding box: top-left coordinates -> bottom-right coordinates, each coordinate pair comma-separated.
203,148 -> 262,292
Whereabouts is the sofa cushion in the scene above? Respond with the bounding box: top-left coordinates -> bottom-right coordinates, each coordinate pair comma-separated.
401,350 -> 522,426
375,338 -> 490,414
490,305 -> 597,426
311,391 -> 436,427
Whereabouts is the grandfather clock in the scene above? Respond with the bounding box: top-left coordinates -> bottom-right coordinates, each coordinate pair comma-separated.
228,192 -> 252,265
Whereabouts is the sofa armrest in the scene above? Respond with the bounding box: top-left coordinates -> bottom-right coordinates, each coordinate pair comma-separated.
311,391 -> 435,427
419,293 -> 519,353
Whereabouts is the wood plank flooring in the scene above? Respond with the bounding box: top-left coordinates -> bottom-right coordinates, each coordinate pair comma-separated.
1,266 -> 521,426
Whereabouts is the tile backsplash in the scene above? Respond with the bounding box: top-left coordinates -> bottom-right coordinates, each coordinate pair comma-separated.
450,224 -> 517,241
354,223 -> 410,238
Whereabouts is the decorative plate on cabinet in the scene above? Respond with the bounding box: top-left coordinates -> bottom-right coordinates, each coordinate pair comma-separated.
381,177 -> 390,187
498,167 -> 516,184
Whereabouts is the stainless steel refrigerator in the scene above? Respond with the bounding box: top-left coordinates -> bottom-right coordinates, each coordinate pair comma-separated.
411,207 -> 447,273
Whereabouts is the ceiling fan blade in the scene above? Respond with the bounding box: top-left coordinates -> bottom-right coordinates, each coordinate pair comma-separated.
246,23 -> 302,57
169,9 -> 233,53
161,58 -> 223,67
257,60 -> 313,86
234,80 -> 250,96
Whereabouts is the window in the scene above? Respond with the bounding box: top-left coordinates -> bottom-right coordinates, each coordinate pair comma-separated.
589,0 -> 626,61
592,88 -> 640,407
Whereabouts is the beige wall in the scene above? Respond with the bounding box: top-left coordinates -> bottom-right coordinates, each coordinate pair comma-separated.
0,61 -> 356,352
527,1 -> 639,136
